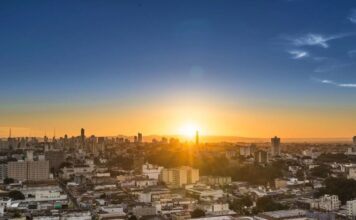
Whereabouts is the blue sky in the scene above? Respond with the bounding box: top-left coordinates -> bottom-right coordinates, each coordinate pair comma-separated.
1,0 -> 356,137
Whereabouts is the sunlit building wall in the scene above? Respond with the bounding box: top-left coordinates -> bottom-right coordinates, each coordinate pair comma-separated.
160,166 -> 199,188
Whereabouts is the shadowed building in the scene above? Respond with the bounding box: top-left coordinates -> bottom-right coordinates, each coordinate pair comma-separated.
271,136 -> 281,156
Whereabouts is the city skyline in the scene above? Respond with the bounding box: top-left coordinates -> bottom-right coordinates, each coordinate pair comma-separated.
1,0 -> 356,138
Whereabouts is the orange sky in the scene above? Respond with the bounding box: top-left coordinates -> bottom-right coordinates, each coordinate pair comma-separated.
1,96 -> 356,139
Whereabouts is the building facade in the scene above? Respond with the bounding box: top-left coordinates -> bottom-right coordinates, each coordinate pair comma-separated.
271,136 -> 281,156
8,160 -> 49,181
311,194 -> 340,211
160,166 -> 199,188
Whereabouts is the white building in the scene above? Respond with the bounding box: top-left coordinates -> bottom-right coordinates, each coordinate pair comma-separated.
100,205 -> 125,215
61,165 -> 94,179
186,184 -> 224,201
20,186 -> 67,202
348,167 -> 356,180
311,194 -> 340,211
347,199 -> 356,217
61,211 -> 91,220
160,166 -> 199,188
198,203 -> 232,215
345,136 -> 356,155
142,163 -> 163,180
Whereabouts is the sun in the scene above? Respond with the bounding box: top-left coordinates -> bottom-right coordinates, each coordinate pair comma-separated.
179,123 -> 200,138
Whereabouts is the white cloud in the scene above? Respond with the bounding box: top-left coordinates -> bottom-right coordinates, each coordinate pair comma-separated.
321,79 -> 334,84
290,33 -> 351,48
288,50 -> 309,59
316,78 -> 356,88
339,83 -> 356,88
349,9 -> 356,24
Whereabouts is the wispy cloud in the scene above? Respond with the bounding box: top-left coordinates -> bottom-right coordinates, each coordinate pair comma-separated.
314,78 -> 356,88
288,50 -> 309,59
291,33 -> 350,48
348,49 -> 356,57
349,9 -> 356,24
314,61 -> 350,73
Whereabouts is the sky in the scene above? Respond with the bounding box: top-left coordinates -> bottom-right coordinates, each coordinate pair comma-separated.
1,0 -> 356,138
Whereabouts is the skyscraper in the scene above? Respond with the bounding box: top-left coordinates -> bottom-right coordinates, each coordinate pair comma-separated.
353,136 -> 356,146
138,133 -> 143,143
271,136 -> 281,156
195,130 -> 199,145
80,128 -> 85,147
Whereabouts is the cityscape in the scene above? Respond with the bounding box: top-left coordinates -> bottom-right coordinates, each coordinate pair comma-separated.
2,0 -> 356,220
2,130 -> 356,220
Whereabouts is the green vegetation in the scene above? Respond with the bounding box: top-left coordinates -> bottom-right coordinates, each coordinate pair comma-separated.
128,215 -> 137,220
317,153 -> 356,163
316,177 -> 356,204
3,178 -> 14,185
191,208 -> 206,218
229,195 -> 253,214
107,155 -> 133,170
253,196 -> 288,213
8,190 -> 25,200
310,164 -> 331,178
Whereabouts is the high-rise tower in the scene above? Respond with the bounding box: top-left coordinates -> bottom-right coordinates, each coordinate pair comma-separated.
195,130 -> 199,145
138,133 -> 143,143
80,128 -> 85,147
271,136 -> 281,156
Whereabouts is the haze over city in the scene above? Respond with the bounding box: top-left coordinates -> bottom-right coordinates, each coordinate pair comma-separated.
2,0 -> 356,139
3,1 -> 356,220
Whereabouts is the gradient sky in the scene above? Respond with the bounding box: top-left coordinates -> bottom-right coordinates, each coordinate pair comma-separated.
1,0 -> 356,138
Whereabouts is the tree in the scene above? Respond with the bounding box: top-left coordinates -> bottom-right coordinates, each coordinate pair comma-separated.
3,178 -> 14,185
255,196 -> 287,212
230,195 -> 253,214
191,208 -> 206,218
315,177 -> 356,204
128,214 -> 137,220
310,164 -> 331,178
8,190 -> 25,200
296,169 -> 305,180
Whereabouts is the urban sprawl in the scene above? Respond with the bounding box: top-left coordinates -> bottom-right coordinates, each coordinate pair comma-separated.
0,129 -> 356,220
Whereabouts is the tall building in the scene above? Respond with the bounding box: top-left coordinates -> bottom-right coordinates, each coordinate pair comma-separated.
160,166 -> 199,188
346,136 -> 356,155
138,133 -> 143,143
195,130 -> 199,145
45,151 -> 65,170
271,136 -> 281,156
80,128 -> 85,146
254,150 -> 269,164
8,161 -> 28,181
27,160 -> 50,181
8,160 -> 49,181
